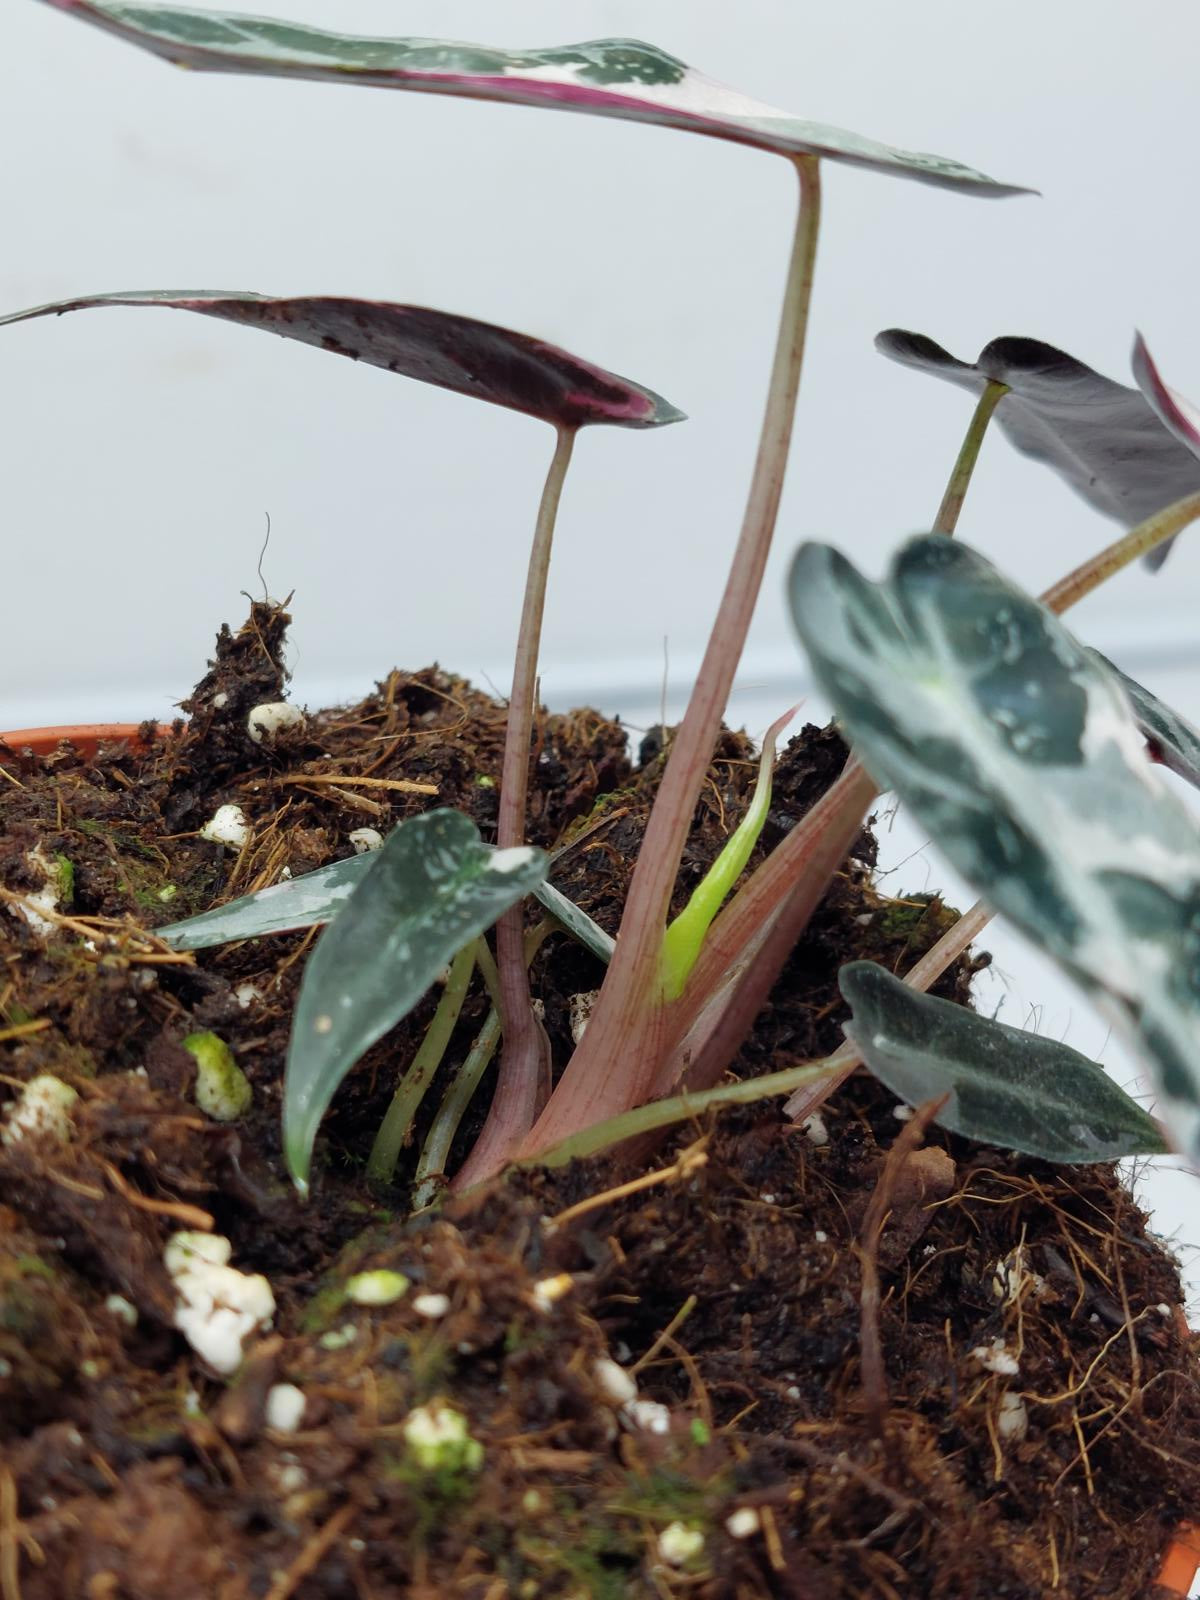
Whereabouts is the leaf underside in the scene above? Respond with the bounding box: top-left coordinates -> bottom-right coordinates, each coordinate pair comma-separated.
876,330 -> 1200,570
788,533 -> 1200,1162
39,0 -> 1027,194
840,960 -> 1165,1162
0,291 -> 683,430
1133,333 -> 1200,464
282,809 -> 546,1192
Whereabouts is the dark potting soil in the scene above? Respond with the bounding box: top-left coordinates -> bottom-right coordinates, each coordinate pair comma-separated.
0,602 -> 1196,1600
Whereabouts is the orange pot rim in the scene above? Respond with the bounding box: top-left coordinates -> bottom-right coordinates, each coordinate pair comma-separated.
1159,1523 -> 1200,1594
1,722 -> 176,762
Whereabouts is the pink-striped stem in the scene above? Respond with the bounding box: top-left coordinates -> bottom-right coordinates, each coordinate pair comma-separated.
456,423 -> 576,1188
518,155 -> 822,1160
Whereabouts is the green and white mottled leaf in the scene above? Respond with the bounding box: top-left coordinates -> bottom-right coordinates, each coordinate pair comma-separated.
0,291 -> 682,430
159,851 -> 374,951
37,1 -> 1026,194
284,809 -> 546,1194
158,848 -> 612,961
1088,650 -> 1200,792
876,330 -> 1200,569
839,960 -> 1166,1162
788,533 -> 1200,1160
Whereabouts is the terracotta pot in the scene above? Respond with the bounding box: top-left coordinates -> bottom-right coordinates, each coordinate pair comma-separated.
1159,1524 -> 1200,1595
0,723 -> 173,763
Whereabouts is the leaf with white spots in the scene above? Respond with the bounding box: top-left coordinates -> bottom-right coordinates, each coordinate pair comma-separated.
158,847 -> 612,960
284,809 -> 546,1193
788,534 -> 1200,1161
839,961 -> 1166,1162
876,330 -> 1200,569
36,1 -> 1025,194
158,852 -> 375,951
0,291 -> 682,430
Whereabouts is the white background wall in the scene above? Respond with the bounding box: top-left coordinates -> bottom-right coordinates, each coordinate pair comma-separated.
2,3 -> 1198,1322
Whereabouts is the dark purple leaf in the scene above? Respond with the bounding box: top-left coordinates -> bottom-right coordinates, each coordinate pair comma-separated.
876,329 -> 1200,570
36,1 -> 1027,195
0,290 -> 683,430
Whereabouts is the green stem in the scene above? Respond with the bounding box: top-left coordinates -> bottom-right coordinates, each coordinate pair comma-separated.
781,896 -> 994,1121
1040,490 -> 1200,614
473,935 -> 503,1014
365,941 -> 476,1184
520,154 -> 823,1156
412,1009 -> 502,1211
933,380 -> 1008,535
525,1055 -> 842,1173
459,426 -> 576,1186
423,922 -> 556,1206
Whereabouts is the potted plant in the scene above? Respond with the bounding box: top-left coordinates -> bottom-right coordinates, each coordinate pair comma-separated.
2,5 -> 1198,1596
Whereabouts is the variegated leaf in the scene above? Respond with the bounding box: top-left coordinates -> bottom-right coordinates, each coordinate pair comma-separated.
839,960 -> 1166,1162
158,848 -> 613,962
158,851 -> 374,952
788,533 -> 1200,1160
876,330 -> 1200,569
0,292 -> 683,430
1088,650 -> 1200,792
283,809 -> 547,1193
36,1 -> 1026,194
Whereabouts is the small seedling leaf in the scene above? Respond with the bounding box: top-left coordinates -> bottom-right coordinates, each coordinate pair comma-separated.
1087,650 -> 1200,792
37,1 -> 1025,194
839,961 -> 1166,1162
283,809 -> 546,1193
661,705 -> 795,998
876,330 -> 1200,569
788,533 -> 1200,1161
0,292 -> 683,431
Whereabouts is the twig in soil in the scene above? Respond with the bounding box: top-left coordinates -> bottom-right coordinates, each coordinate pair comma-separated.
0,764 -> 24,790
857,1097 -> 949,1450
759,1503 -> 787,1573
274,772 -> 439,796
275,926 -> 319,983
0,1469 -> 18,1600
660,1332 -> 714,1430
631,1294 -> 698,1376
1024,1309 -> 1157,1407
99,1159 -> 214,1230
265,1501 -> 357,1600
0,890 -> 195,964
543,1137 -> 709,1231
0,1467 -> 43,1600
0,1019 -> 51,1045
547,804 -> 631,862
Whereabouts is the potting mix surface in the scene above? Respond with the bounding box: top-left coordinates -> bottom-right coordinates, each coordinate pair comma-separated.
1,603 -> 1197,1599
